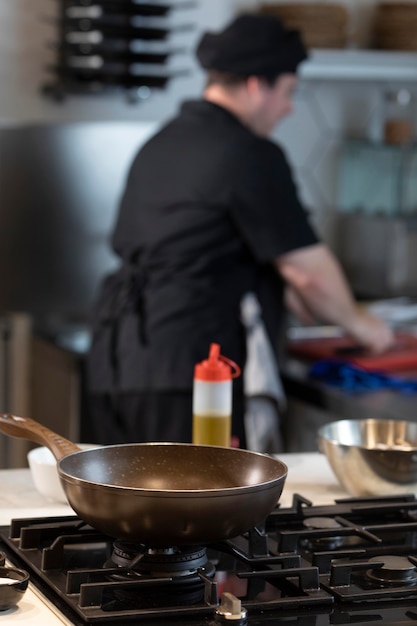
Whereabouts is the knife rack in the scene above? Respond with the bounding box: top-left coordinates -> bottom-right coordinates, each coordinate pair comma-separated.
42,0 -> 196,102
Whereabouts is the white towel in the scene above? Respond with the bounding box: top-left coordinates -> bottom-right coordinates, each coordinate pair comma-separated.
240,292 -> 286,453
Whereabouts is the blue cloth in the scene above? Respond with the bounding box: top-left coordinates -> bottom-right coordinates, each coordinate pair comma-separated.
309,360 -> 417,394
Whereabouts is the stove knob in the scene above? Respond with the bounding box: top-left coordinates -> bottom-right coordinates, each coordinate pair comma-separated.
215,592 -> 247,623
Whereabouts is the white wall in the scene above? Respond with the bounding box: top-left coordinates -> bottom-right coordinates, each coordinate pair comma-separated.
274,79 -> 416,243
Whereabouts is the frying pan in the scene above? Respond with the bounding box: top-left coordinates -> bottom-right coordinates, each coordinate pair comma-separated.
0,414 -> 287,547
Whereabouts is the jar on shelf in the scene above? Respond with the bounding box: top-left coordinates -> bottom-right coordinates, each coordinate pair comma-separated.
383,89 -> 414,145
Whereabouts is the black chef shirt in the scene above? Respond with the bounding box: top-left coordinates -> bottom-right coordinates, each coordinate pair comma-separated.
91,100 -> 318,393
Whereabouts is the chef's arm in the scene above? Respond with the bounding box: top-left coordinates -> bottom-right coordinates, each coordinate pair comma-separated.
284,285 -> 316,326
275,243 -> 395,353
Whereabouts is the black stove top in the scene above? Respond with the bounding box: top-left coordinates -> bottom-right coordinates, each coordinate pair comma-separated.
3,493 -> 417,625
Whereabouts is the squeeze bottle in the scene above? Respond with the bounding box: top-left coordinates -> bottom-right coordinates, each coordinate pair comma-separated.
192,343 -> 241,447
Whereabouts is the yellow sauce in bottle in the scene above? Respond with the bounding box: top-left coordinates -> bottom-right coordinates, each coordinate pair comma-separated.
192,414 -> 231,447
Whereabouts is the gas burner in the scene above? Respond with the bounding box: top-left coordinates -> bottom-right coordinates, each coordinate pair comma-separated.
101,542 -> 217,609
301,516 -> 344,550
365,555 -> 417,586
107,541 -> 213,578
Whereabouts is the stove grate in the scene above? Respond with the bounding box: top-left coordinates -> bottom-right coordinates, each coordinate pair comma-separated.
2,493 -> 417,624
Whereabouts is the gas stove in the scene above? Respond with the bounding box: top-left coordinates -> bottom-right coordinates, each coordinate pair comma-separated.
2,493 -> 417,625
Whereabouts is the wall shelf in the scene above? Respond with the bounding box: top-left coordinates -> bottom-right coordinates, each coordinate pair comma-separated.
300,49 -> 417,82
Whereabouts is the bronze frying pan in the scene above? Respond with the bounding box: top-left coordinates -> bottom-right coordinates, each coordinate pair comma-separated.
0,414 -> 287,546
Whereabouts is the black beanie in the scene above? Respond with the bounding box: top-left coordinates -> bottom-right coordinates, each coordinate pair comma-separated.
196,13 -> 308,78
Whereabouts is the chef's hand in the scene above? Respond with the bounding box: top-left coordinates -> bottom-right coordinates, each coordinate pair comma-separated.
348,309 -> 395,354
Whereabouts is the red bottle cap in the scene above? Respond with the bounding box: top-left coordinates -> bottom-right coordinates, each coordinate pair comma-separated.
194,343 -> 241,382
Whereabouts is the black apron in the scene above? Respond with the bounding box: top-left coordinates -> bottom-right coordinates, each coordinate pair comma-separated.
87,264 -> 147,394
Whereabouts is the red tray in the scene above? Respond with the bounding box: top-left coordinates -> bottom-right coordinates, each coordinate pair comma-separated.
287,332 -> 417,372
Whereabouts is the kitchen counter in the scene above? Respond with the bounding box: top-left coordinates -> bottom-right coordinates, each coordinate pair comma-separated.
281,357 -> 417,451
0,452 -> 345,626
284,356 -> 417,420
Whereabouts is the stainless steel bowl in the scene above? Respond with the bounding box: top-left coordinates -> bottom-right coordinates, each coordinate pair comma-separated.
317,418 -> 417,496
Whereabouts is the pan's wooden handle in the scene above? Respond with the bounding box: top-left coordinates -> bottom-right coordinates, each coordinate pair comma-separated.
0,414 -> 81,461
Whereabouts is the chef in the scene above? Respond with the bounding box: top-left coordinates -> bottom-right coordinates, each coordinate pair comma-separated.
86,13 -> 394,448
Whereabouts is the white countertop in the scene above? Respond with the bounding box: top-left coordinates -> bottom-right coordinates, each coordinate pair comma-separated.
0,452 -> 346,625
